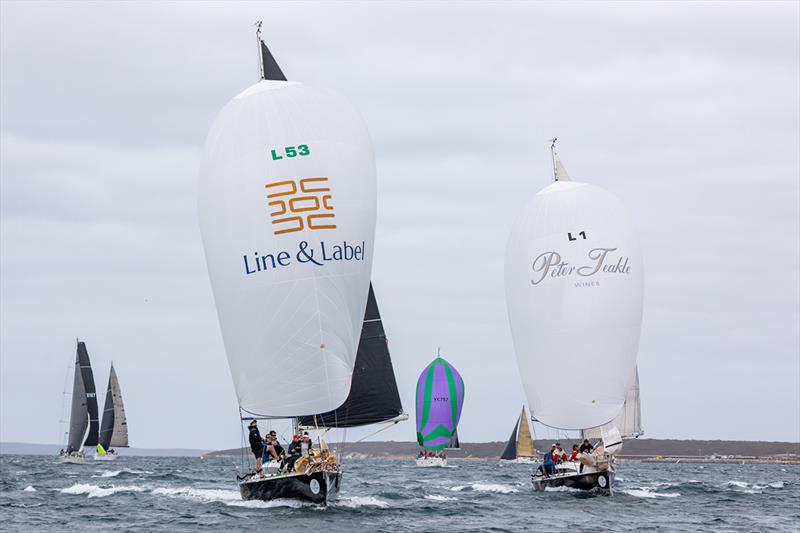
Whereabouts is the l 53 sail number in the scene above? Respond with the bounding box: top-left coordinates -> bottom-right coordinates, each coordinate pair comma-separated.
271,145 -> 310,160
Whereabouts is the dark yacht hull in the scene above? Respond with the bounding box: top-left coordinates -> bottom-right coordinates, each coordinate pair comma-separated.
239,469 -> 341,505
531,469 -> 614,493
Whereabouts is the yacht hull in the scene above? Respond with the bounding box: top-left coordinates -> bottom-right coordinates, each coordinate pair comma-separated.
415,457 -> 448,467
531,468 -> 614,493
239,470 -> 341,505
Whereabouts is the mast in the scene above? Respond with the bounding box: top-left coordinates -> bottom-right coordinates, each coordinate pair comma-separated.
549,138 -> 558,182
255,21 -> 265,81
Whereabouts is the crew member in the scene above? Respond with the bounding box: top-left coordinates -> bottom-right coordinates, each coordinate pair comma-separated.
579,439 -> 594,454
248,420 -> 263,473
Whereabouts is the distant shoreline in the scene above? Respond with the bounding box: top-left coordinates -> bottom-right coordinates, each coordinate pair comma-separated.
206,438 -> 800,465
0,442 -> 205,457
4,439 -> 798,464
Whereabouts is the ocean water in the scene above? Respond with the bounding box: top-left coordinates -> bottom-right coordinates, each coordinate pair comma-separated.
1,454 -> 798,532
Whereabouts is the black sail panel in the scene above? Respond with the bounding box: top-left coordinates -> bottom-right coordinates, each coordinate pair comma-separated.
66,347 -> 88,453
261,40 -> 286,81
78,342 -> 100,447
500,416 -> 519,460
297,284 -> 404,428
98,371 -> 115,450
447,429 -> 460,450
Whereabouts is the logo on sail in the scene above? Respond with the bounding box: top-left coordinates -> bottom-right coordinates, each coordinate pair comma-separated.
265,177 -> 336,235
530,247 -> 632,285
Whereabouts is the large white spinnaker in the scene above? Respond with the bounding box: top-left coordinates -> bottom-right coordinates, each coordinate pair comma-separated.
505,162 -> 643,430
198,80 -> 376,418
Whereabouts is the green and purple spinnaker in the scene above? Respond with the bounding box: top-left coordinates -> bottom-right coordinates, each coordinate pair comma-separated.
415,357 -> 464,450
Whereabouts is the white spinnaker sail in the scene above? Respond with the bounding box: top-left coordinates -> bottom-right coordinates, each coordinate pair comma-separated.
199,80 -> 376,417
505,179 -> 643,430
583,367 -> 642,440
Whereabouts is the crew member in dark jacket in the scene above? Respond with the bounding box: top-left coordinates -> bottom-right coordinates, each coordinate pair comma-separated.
285,434 -> 302,472
248,420 -> 263,472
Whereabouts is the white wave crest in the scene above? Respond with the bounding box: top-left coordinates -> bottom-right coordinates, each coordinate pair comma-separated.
23,485 -> 36,492
333,496 -> 390,509
769,481 -> 785,489
61,483 -> 145,498
151,486 -> 240,502
621,488 -> 680,499
150,486 -> 305,508
93,468 -> 153,478
727,481 -> 748,488
451,483 -> 518,494
424,494 -> 458,501
543,486 -> 582,493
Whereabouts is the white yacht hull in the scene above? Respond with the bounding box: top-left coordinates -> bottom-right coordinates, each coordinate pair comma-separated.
501,457 -> 537,464
415,456 -> 448,468
94,453 -> 119,462
58,454 -> 86,465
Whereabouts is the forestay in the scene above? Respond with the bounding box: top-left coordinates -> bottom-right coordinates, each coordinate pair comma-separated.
505,173 -> 643,430
583,367 -> 642,440
296,284 -> 405,428
198,78 -> 377,418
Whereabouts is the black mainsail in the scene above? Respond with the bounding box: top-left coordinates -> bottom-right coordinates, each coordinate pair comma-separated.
298,284 -> 405,428
500,417 -> 519,460
447,429 -> 460,450
66,341 -> 99,452
260,39 -> 286,81
99,363 -> 129,450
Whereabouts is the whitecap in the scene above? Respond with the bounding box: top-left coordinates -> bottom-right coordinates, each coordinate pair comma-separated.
769,481 -> 784,489
150,486 -> 305,508
151,486 -> 241,502
61,483 -> 145,498
451,483 -> 518,494
424,494 -> 458,501
727,481 -> 748,488
227,498 -> 307,509
23,486 -> 36,492
332,496 -> 390,509
93,468 -> 153,478
622,488 -> 680,499
543,486 -> 581,493
94,470 -> 122,478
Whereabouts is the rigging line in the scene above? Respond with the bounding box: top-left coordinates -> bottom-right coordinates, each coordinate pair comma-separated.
337,421 -> 397,455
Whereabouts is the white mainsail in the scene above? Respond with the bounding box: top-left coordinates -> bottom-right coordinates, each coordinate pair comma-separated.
198,80 -> 376,418
505,158 -> 643,430
108,365 -> 129,447
583,367 -> 642,440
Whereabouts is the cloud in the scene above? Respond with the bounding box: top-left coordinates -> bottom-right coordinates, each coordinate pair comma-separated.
1,1 -> 798,447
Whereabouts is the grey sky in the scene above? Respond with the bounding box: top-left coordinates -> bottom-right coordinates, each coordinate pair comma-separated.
1,1 -> 798,450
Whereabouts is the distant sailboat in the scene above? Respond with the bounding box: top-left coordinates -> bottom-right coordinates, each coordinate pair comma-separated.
414,354 -> 464,467
58,341 -> 99,464
198,24 -> 379,505
95,363 -> 129,461
500,407 -> 536,463
582,367 -> 643,442
504,141 -> 643,493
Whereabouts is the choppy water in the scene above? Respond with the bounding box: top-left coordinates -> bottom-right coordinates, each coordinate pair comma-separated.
1,454 -> 798,532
